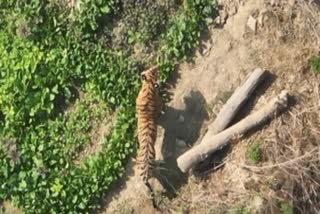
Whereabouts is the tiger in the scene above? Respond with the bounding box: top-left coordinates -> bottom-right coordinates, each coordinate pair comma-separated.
135,65 -> 163,208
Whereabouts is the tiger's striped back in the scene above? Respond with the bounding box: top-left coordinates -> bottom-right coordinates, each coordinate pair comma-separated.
135,66 -> 162,208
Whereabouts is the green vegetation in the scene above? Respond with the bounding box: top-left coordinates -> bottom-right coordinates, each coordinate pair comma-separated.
247,141 -> 261,164
310,55 -> 320,74
279,201 -> 293,214
226,206 -> 249,214
238,207 -> 249,214
0,0 -> 217,212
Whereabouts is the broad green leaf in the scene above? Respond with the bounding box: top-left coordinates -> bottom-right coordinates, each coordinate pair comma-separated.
100,5 -> 110,13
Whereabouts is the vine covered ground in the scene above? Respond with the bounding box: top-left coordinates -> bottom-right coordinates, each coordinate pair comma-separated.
0,0 -> 217,212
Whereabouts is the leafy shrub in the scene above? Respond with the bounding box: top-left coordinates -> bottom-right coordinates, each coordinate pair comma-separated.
0,0 -> 217,212
122,0 -> 168,43
71,0 -> 118,33
158,0 -> 217,80
0,32 -> 69,130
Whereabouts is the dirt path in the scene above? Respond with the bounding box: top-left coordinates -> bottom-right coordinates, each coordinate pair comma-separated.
101,0 -> 320,213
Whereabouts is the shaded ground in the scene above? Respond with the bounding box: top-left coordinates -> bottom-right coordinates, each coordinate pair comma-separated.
101,0 -> 320,213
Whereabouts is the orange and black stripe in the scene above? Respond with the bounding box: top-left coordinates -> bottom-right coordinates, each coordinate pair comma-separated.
135,66 -> 161,208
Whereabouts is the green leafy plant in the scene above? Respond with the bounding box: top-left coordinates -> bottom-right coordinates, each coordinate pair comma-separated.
279,201 -> 293,214
310,55 -> 320,74
247,141 -> 261,164
239,207 -> 249,214
0,0 -> 217,212
158,0 -> 217,81
122,0 -> 168,43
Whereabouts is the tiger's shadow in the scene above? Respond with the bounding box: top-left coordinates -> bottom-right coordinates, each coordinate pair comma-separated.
152,90 -> 209,198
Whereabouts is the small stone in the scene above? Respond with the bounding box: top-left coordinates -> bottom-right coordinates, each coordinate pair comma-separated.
203,42 -> 212,56
176,138 -> 188,148
260,8 -> 268,14
288,74 -> 295,83
150,177 -> 165,193
289,0 -> 295,6
214,16 -> 222,25
177,114 -> 185,123
229,5 -> 237,16
276,30 -> 285,41
218,10 -> 228,25
247,16 -> 257,32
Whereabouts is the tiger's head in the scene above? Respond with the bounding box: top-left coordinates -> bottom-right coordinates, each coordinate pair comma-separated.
140,66 -> 160,89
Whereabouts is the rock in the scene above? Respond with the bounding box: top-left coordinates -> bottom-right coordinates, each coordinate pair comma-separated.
260,8 -> 268,14
176,138 -> 188,148
289,0 -> 295,6
202,42 -> 212,56
228,5 -> 238,16
276,30 -> 285,42
177,114 -> 185,123
288,74 -> 295,83
217,10 -> 228,25
247,16 -> 257,32
150,177 -> 165,193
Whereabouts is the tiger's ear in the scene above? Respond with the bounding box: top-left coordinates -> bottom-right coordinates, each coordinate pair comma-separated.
150,66 -> 159,74
141,74 -> 147,81
154,83 -> 159,88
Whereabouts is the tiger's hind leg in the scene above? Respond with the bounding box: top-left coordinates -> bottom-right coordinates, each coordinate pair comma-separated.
149,160 -> 178,198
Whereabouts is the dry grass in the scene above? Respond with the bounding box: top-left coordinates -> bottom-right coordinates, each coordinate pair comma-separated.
258,75 -> 320,213
159,76 -> 320,214
223,74 -> 320,213
299,0 -> 320,46
1,200 -> 21,214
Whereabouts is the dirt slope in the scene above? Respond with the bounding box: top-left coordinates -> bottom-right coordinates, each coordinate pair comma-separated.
101,0 -> 320,213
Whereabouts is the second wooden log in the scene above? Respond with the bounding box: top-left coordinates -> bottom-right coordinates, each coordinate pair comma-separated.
202,68 -> 267,144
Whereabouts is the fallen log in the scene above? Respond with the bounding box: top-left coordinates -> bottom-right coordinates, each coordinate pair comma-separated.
177,90 -> 289,173
203,68 -> 267,140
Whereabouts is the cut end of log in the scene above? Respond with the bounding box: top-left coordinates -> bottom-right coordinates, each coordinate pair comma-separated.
277,90 -> 289,106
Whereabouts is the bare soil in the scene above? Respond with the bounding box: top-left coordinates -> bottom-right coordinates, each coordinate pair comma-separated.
101,0 -> 320,213
2,200 -> 21,214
